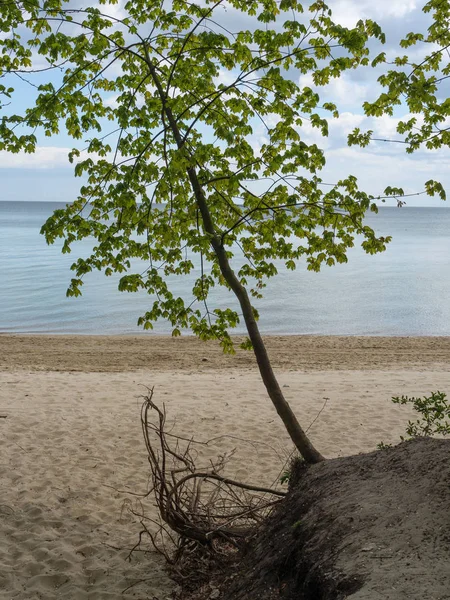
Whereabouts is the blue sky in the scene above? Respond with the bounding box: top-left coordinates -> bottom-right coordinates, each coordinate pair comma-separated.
1,0 -> 448,206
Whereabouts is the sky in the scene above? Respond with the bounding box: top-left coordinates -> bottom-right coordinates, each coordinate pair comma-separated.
0,0 -> 448,206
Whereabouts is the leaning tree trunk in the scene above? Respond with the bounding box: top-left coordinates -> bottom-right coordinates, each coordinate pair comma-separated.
192,181 -> 325,464
147,62 -> 325,464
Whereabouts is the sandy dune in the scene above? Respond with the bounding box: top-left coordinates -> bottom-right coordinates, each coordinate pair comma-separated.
0,335 -> 449,599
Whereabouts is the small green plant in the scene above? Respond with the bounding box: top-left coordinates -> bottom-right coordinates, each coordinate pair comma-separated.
280,470 -> 291,486
393,391 -> 450,440
378,391 -> 450,449
377,441 -> 392,450
280,453 -> 307,486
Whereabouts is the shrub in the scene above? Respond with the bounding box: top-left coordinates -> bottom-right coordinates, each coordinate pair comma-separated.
392,391 -> 450,439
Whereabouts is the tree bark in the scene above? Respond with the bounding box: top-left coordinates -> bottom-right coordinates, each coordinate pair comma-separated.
147,60 -> 325,464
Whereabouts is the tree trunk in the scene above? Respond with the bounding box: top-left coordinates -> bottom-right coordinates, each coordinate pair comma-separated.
147,62 -> 325,464
206,235 -> 325,464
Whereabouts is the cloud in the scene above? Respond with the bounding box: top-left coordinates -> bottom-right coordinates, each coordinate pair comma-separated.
333,111 -> 366,130
328,0 -> 417,27
104,94 -> 120,108
214,69 -> 237,88
0,147 -> 73,169
102,0 -> 127,22
76,0 -> 127,22
323,143 -> 449,203
298,72 -> 373,113
0,146 -> 107,169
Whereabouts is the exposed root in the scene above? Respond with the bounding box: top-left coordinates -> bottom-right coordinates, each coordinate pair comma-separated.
128,387 -> 285,584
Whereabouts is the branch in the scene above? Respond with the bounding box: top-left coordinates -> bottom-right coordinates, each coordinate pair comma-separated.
168,472 -> 286,501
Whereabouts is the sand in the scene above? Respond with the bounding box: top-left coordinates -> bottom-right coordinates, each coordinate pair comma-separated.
0,335 -> 449,599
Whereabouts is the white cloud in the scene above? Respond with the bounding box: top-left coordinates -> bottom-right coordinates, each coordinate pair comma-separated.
214,69 -> 237,88
333,111 -> 366,130
328,0 -> 417,27
326,111 -> 366,145
0,146 -> 106,169
82,0 -> 127,22
0,147 -> 72,169
103,0 -> 127,22
372,114 -> 403,139
104,90 -> 148,108
299,119 -> 332,149
298,72 -> 370,110
325,77 -> 369,106
104,94 -> 120,108
323,144 -> 449,204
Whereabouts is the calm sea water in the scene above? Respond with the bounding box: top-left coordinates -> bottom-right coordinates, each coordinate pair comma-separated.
1,201 -> 450,335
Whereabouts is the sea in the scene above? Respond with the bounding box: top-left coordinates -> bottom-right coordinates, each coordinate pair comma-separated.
1,201 -> 450,336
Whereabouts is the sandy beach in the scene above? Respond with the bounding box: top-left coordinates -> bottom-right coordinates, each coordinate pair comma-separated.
1,335 -> 449,599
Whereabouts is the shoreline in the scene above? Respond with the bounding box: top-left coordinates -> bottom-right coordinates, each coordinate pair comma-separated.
3,329 -> 450,336
2,333 -> 450,372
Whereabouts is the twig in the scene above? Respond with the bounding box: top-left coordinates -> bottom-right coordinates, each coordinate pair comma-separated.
306,397 -> 329,434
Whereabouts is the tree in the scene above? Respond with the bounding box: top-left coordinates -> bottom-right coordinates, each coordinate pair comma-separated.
0,0 -> 418,463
